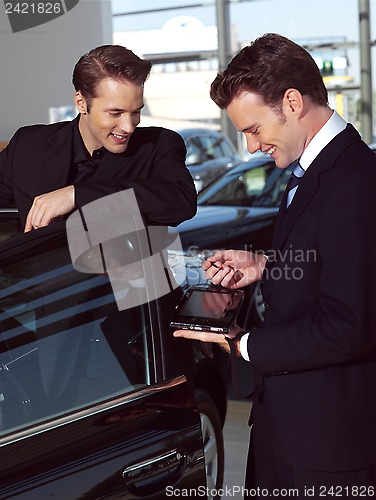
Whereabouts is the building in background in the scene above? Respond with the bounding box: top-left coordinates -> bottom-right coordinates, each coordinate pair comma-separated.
114,19 -> 361,148
113,16 -> 238,132
0,1 -> 112,142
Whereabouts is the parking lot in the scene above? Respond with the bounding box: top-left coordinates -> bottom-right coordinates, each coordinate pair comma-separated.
223,398 -> 251,498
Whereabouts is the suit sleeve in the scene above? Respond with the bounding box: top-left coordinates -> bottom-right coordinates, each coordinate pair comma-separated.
248,162 -> 376,375
0,133 -> 17,207
74,129 -> 197,227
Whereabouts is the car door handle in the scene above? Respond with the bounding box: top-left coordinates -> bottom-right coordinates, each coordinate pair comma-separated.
122,449 -> 185,496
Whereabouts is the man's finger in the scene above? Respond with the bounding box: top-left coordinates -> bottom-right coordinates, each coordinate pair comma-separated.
24,208 -> 35,232
24,219 -> 32,232
202,260 -> 213,271
209,266 -> 233,286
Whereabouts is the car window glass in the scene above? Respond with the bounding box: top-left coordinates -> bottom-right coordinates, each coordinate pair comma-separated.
185,138 -> 197,157
185,137 -> 205,165
200,135 -> 223,160
248,164 -> 282,207
0,231 -> 155,438
219,137 -> 236,157
199,162 -> 293,208
199,164 -> 269,207
266,165 -> 294,206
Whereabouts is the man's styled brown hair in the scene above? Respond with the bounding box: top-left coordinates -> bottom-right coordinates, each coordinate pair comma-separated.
210,33 -> 328,113
72,45 -> 152,109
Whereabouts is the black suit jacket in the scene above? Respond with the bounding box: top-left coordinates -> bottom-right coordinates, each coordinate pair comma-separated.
247,124 -> 376,471
0,117 -> 197,228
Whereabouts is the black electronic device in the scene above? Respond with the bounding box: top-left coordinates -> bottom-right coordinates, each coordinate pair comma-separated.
170,286 -> 244,333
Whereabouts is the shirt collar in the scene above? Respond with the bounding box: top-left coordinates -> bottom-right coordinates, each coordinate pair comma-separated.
73,120 -> 90,164
299,110 -> 347,171
73,119 -> 106,163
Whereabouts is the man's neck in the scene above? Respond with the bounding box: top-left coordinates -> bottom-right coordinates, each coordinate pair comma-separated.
302,105 -> 333,151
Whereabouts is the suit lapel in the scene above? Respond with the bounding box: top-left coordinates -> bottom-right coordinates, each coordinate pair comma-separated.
273,167 -> 320,249
272,124 -> 360,251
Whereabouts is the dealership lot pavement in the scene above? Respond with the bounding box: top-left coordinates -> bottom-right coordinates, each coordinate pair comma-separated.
223,399 -> 252,498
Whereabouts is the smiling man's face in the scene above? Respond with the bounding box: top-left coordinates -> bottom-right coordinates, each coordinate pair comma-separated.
75,77 -> 144,156
227,90 -> 305,169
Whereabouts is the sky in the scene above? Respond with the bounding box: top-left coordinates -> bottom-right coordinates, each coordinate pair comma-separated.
111,0 -> 376,87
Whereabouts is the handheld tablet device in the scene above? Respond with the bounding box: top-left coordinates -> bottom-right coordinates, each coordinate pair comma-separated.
170,286 -> 244,333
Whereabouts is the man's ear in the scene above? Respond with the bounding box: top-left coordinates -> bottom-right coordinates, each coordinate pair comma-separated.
74,91 -> 88,115
282,88 -> 303,116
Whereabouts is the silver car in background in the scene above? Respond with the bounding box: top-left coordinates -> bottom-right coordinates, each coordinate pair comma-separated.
178,128 -> 242,192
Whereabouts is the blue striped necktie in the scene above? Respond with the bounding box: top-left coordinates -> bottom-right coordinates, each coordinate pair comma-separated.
286,162 -> 305,208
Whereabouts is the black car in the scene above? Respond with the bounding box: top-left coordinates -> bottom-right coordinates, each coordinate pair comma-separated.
0,221 -> 228,499
177,129 -> 242,192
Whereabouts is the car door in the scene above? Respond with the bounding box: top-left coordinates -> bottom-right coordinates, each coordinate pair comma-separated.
0,223 -> 206,499
0,206 -> 20,241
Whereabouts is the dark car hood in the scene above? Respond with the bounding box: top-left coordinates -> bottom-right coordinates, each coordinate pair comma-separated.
177,205 -> 278,252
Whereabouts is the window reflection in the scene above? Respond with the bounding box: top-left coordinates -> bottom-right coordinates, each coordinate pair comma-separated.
0,235 -> 154,437
200,162 -> 292,208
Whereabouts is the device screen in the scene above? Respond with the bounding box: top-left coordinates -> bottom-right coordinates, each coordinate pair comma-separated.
178,289 -> 235,319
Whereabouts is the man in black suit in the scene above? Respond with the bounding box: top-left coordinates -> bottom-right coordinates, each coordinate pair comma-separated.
175,34 -> 376,495
0,45 -> 196,231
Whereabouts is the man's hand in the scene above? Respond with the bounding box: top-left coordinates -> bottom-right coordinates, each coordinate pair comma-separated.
173,323 -> 244,355
24,185 -> 75,232
203,249 -> 267,289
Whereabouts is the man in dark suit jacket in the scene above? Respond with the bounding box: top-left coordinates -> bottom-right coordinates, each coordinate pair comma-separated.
0,45 -> 196,231
174,34 -> 376,495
